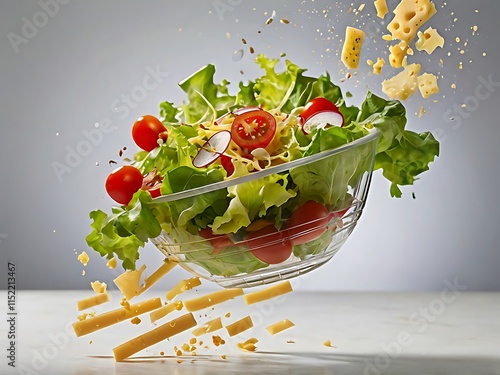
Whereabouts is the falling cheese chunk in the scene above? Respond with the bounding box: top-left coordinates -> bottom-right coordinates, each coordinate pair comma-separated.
90,281 -> 107,294
382,63 -> 421,100
165,276 -> 201,301
192,317 -> 223,336
77,251 -> 89,266
106,257 -> 117,269
417,73 -> 440,98
389,41 -> 409,68
113,264 -> 146,301
415,27 -> 445,54
368,58 -> 385,75
113,313 -> 197,361
226,316 -> 254,337
266,319 -> 295,335
137,259 -> 177,296
150,301 -> 184,324
184,288 -> 244,312
374,0 -> 388,19
387,0 -> 437,44
72,297 -> 162,337
236,337 -> 259,352
76,292 -> 110,311
244,280 -> 293,305
341,26 -> 365,69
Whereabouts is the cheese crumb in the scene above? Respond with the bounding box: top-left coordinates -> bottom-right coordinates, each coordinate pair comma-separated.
90,281 -> 107,294
130,317 -> 141,325
415,27 -> 445,54
374,0 -> 388,18
323,339 -> 335,347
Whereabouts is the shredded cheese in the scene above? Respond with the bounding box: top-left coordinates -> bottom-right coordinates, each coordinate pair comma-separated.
226,316 -> 254,337
192,317 -> 223,336
184,288 -> 244,312
150,301 -> 184,324
244,280 -> 293,305
165,276 -> 201,301
112,313 -> 197,361
76,292 -> 110,311
72,297 -> 162,337
266,319 -> 295,335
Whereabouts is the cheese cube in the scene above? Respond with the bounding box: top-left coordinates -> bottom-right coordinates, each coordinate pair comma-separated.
342,26 -> 365,69
415,27 -> 445,54
418,73 -> 440,98
389,41 -> 409,68
382,63 -> 422,100
387,0 -> 437,44
374,0 -> 389,19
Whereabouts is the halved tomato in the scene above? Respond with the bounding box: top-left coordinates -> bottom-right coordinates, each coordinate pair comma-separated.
230,108 -> 276,151
246,225 -> 293,264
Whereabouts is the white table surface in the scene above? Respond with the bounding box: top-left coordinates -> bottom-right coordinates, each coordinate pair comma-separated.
2,289 -> 500,375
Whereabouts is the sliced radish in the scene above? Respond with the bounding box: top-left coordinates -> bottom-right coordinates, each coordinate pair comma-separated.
192,130 -> 232,168
301,111 -> 344,135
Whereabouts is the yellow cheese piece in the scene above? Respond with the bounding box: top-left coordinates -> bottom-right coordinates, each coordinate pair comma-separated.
417,72 -> 440,98
389,41 -> 409,68
113,264 -> 146,301
106,257 -> 117,269
72,297 -> 162,337
113,313 -> 197,361
192,317 -> 223,336
243,280 -> 293,305
266,319 -> 295,335
382,63 -> 421,100
137,259 -> 177,296
237,337 -> 259,352
150,301 -> 184,323
90,281 -> 107,294
76,292 -> 110,311
415,27 -> 444,54
77,251 -> 89,266
226,316 -> 254,337
368,58 -> 385,75
387,0 -> 437,44
184,288 -> 244,312
374,0 -> 388,19
165,276 -> 201,301
341,26 -> 365,69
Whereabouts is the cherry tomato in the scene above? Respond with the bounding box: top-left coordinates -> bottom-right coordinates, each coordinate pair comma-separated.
285,201 -> 330,245
246,226 -> 293,264
105,165 -> 143,205
132,115 -> 167,152
199,228 -> 234,255
299,97 -> 340,122
230,108 -> 276,150
220,155 -> 235,176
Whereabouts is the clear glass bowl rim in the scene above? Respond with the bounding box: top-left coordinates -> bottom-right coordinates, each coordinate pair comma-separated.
152,127 -> 380,203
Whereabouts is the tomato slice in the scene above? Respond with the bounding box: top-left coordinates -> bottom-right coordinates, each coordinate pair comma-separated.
230,108 -> 276,150
246,226 -> 293,264
285,201 -> 330,245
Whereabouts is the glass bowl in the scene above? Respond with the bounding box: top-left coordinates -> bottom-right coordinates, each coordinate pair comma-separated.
151,128 -> 380,288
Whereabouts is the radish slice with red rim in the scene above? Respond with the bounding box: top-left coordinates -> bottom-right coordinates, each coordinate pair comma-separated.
192,130 -> 232,168
301,111 -> 344,135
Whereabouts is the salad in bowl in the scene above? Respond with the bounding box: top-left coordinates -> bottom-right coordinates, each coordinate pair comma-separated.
86,55 -> 439,287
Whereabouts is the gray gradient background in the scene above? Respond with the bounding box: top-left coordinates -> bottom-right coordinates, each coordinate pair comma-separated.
0,0 -> 499,291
